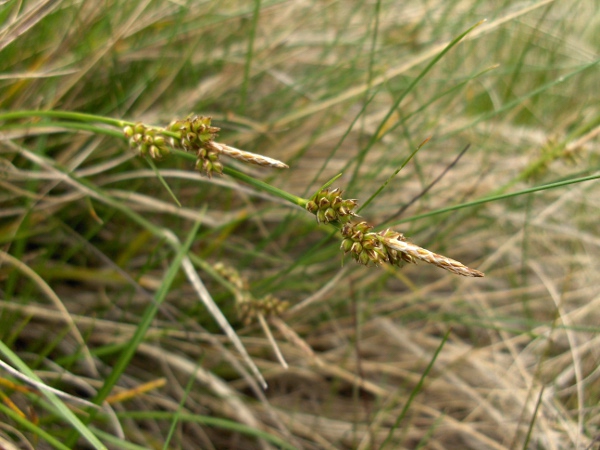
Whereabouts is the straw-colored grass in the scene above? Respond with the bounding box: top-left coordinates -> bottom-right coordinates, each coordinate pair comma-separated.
1,0 -> 599,449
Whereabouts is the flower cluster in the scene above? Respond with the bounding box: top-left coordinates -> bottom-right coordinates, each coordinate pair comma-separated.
123,114 -> 288,177
214,262 -> 290,325
168,115 -> 223,176
339,221 -> 483,277
340,222 -> 413,267
305,188 -> 358,224
236,294 -> 290,326
124,123 -> 170,160
305,186 -> 484,277
340,221 -> 386,266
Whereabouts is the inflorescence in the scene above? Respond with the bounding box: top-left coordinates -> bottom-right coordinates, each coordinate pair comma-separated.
124,114 -> 482,331
215,262 -> 290,325
307,187 -> 484,277
124,114 -> 288,177
305,188 -> 359,224
125,115 -> 483,279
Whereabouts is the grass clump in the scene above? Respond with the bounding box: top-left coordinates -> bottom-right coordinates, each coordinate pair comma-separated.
1,1 -> 599,449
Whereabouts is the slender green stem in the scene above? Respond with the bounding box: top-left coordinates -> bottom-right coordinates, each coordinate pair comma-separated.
171,149 -> 306,206
349,20 -> 485,188
388,172 -> 600,227
0,341 -> 106,449
309,173 -> 344,200
120,411 -> 300,450
0,402 -> 71,450
359,138 -> 429,213
64,220 -> 203,447
0,110 -> 127,128
380,329 -> 450,450
446,57 -> 600,139
223,166 -> 306,207
0,120 -> 124,139
240,0 -> 262,114
0,110 -> 182,138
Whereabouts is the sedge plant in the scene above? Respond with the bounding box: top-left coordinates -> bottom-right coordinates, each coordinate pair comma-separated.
2,1 -> 599,448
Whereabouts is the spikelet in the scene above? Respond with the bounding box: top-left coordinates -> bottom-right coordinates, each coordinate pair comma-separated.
340,222 -> 484,277
305,187 -> 359,224
124,123 -> 170,160
209,142 -> 289,169
340,222 -> 388,266
214,262 -> 289,325
125,114 -> 288,176
381,234 -> 484,277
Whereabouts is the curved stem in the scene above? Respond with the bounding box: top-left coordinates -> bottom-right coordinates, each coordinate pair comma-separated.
0,109 -> 128,128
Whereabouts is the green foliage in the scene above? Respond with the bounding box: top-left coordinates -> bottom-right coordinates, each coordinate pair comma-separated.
1,0 -> 599,449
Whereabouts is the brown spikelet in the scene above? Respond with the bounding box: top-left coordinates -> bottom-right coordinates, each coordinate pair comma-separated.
382,236 -> 484,277
209,142 -> 289,169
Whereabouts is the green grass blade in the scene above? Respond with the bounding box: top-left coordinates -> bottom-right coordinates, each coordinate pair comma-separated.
390,172 -> 600,227
0,341 -> 107,449
380,329 -> 450,449
119,411 -> 300,450
0,402 -> 71,450
349,20 -> 486,188
63,219 -> 203,446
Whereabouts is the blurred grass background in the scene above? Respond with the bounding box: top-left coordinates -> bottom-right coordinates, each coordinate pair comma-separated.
1,0 -> 599,448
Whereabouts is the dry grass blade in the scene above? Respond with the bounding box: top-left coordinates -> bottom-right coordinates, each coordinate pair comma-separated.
137,343 -> 264,433
0,359 -> 99,409
179,256 -> 268,389
3,0 -> 598,448
0,250 -> 98,376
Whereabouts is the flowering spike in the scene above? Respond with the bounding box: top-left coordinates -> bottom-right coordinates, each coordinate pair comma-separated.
125,123 -> 170,160
215,262 -> 289,325
126,114 -> 287,175
307,187 -> 360,224
338,219 -> 484,277
210,142 -> 288,169
380,233 -> 484,277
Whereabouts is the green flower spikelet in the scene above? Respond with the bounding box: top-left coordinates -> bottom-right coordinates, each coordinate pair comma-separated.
124,123 -> 170,160
305,188 -> 358,224
168,115 -> 223,177
341,221 -> 388,266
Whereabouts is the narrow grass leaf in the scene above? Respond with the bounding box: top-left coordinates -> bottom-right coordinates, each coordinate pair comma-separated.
349,20 -> 485,188
521,386 -> 545,450
120,411 -> 300,450
63,221 -> 202,447
310,173 -> 344,200
145,157 -> 182,207
381,329 -> 450,449
0,402 -> 71,450
390,172 -> 600,226
359,137 -> 431,213
0,342 -> 107,450
93,221 -> 201,404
